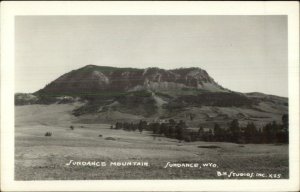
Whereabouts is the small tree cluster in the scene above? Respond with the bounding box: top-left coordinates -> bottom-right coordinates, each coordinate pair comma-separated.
114,119 -> 190,141
114,120 -> 148,133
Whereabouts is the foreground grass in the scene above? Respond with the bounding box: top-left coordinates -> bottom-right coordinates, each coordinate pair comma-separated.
14,102 -> 289,180
15,124 -> 288,180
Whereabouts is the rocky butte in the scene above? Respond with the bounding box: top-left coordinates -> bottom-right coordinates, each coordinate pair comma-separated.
37,65 -> 227,95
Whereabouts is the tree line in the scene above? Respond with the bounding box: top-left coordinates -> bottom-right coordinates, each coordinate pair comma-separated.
211,114 -> 288,144
112,114 -> 288,144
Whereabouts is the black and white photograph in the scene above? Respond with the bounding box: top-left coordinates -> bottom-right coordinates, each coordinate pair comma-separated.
1,1 -> 299,191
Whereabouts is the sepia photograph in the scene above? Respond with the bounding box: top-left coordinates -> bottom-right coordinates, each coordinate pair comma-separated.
14,15 -> 290,180
1,1 -> 299,191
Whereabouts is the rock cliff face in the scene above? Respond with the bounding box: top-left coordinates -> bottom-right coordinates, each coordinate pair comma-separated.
37,65 -> 226,95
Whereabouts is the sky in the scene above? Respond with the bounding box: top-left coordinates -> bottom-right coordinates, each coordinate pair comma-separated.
15,16 -> 288,97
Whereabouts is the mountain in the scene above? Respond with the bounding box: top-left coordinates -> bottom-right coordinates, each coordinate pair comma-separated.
36,65 -> 227,96
15,65 -> 288,128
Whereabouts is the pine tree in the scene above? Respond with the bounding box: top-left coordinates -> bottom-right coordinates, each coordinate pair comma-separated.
281,114 -> 289,143
244,122 -> 257,143
214,123 -> 222,141
229,119 -> 240,143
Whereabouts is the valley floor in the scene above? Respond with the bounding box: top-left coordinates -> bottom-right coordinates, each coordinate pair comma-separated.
15,104 -> 289,180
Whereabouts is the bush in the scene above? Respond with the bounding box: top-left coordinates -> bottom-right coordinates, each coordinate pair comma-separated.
45,132 -> 52,136
70,125 -> 74,130
183,135 -> 192,142
98,134 -> 103,137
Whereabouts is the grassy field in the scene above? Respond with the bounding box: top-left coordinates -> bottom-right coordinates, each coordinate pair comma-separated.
15,104 -> 289,180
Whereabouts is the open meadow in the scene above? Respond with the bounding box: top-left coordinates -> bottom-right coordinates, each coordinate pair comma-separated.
15,104 -> 289,180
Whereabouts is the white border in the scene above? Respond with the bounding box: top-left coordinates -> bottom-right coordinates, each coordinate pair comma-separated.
1,1 -> 299,191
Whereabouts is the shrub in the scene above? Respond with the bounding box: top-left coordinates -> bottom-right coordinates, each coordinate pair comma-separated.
183,135 -> 192,142
45,132 -> 52,136
70,125 -> 74,130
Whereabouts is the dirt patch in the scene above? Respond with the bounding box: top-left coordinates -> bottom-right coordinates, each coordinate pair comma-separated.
198,145 -> 221,149
105,137 -> 116,141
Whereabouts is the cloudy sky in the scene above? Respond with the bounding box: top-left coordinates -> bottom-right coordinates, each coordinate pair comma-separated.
15,16 -> 287,97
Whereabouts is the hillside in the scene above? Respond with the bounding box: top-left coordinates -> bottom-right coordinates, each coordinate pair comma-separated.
15,65 -> 288,128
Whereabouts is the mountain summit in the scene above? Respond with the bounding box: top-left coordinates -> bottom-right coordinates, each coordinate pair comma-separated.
37,65 -> 227,95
